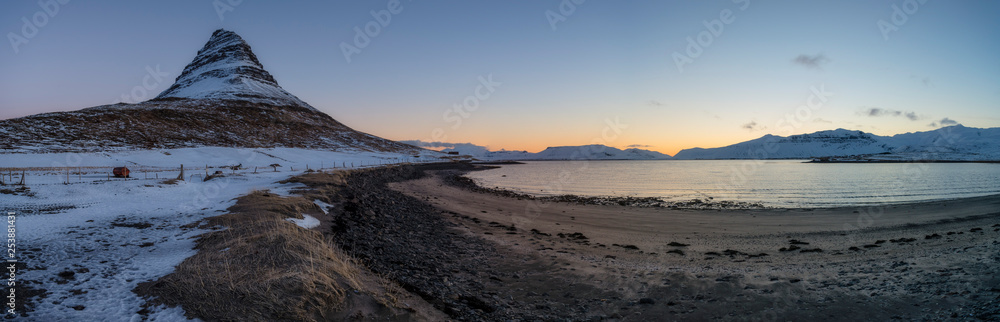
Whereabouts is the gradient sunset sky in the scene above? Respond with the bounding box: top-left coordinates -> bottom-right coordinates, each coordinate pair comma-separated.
2,1 -> 998,155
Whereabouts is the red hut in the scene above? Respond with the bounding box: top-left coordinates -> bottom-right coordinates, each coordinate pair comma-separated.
113,167 -> 130,178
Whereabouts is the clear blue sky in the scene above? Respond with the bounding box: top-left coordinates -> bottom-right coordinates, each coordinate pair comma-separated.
2,0 -> 998,155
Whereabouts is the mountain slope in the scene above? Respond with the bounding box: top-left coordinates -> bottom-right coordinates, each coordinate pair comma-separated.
673,129 -> 891,159
673,126 -> 1000,160
879,125 -> 1000,161
0,29 -> 422,154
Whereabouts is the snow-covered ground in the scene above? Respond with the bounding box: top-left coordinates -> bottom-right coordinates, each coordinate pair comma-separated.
0,146 -> 438,170
1,147 -> 444,320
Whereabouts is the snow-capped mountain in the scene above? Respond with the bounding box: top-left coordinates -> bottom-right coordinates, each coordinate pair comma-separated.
673,129 -> 891,160
878,125 -> 1000,161
672,125 -> 1000,161
468,145 -> 672,160
0,29 -> 423,154
155,29 -> 314,110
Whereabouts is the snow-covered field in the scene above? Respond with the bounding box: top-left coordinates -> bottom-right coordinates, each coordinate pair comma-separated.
1,147 -> 444,320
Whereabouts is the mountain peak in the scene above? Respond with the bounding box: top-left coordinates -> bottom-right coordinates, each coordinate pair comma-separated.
154,29 -> 315,110
0,29 -> 425,154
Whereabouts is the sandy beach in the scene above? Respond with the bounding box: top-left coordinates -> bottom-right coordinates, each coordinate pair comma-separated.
375,165 -> 1000,320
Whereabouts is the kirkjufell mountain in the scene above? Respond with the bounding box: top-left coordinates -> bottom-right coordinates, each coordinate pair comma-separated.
155,30 -> 314,109
0,29 -> 421,153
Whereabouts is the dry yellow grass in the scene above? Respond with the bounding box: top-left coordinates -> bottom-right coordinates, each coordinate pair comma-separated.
136,189 -> 406,321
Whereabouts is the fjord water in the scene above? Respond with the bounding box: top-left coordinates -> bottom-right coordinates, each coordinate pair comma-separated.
465,160 -> 1000,208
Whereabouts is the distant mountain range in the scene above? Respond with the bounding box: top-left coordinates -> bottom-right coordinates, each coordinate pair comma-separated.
442,144 -> 672,161
0,29 -> 421,154
430,125 -> 999,161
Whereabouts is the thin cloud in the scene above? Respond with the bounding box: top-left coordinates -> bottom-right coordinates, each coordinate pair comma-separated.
910,75 -> 933,88
742,121 -> 760,131
626,144 -> 654,148
792,54 -> 830,69
866,107 -> 886,116
646,100 -> 666,107
929,118 -> 959,127
860,107 -> 922,121
812,118 -> 833,124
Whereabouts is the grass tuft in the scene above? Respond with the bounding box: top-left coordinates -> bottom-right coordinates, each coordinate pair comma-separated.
136,189 -> 402,321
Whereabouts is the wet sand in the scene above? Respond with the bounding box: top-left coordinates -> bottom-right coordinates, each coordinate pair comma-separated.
388,169 -> 1000,320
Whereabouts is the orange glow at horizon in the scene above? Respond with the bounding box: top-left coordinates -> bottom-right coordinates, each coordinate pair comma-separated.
385,131 -> 754,157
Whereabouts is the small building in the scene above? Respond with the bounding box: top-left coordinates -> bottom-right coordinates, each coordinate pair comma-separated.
113,167 -> 130,178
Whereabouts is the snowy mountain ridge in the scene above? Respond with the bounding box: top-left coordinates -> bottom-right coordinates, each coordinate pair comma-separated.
673,125 -> 1000,161
451,144 -> 672,161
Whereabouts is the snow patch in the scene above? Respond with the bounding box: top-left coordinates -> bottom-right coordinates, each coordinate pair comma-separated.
287,214 -> 320,229
313,200 -> 332,215
269,182 -> 307,197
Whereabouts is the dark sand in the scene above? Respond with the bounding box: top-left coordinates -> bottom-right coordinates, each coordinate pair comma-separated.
385,168 -> 1000,321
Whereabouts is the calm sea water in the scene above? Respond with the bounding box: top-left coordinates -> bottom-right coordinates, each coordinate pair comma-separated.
464,160 -> 1000,208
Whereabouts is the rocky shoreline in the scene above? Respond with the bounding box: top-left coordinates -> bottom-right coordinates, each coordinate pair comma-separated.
291,162 -> 1000,321
447,172 -> 767,210
290,163 -> 634,320
306,165 -> 510,320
